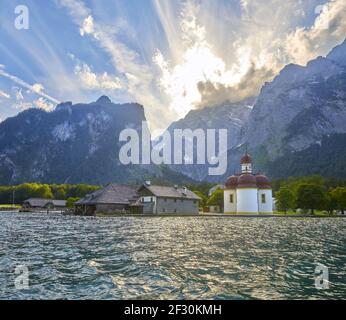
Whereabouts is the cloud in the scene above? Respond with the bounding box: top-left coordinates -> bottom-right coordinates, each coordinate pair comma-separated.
12,98 -> 54,112
0,90 -> 10,99
152,0 -> 346,117
0,68 -> 60,104
72,58 -> 122,90
153,1 -> 281,114
57,0 -> 346,132
197,64 -> 275,108
14,102 -> 33,111
34,98 -> 55,111
14,87 -> 24,101
32,83 -> 44,94
80,15 -> 95,36
59,0 -> 172,133
286,0 -> 346,65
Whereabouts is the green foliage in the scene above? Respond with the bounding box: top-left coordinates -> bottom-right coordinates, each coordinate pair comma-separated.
52,186 -> 67,200
66,197 -> 80,208
274,175 -> 346,215
13,183 -> 53,202
192,191 -> 208,207
186,182 -> 215,197
324,191 -> 338,214
35,185 -> 54,199
0,183 -> 100,204
330,187 -> 346,214
296,184 -> 326,214
207,189 -> 224,209
275,187 -> 294,213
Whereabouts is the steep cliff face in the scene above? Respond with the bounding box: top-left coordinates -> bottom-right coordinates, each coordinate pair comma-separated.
236,40 -> 346,179
244,56 -> 346,159
163,99 -> 253,181
267,133 -> 346,179
0,96 -> 194,185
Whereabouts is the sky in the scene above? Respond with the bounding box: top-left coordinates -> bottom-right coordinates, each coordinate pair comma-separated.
0,0 -> 345,134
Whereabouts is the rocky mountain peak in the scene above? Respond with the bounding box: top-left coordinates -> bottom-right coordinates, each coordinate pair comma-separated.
96,96 -> 112,105
56,101 -> 73,111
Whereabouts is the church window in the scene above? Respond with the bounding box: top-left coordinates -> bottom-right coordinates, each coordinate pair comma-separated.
230,194 -> 234,203
261,194 -> 266,204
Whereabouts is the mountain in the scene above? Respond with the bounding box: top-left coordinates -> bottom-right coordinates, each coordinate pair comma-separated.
242,39 -> 346,173
0,96 -> 195,185
164,39 -> 346,181
267,133 -> 346,179
1,39 -> 346,185
327,39 -> 346,67
163,99 -> 254,181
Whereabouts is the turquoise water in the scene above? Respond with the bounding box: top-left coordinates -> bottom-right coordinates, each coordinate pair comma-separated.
0,212 -> 345,300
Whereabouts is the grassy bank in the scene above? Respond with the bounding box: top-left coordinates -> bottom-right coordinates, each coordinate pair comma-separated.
0,204 -> 20,208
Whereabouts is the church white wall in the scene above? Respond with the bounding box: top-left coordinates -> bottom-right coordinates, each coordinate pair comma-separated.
258,190 -> 273,213
236,189 -> 259,213
224,190 -> 237,213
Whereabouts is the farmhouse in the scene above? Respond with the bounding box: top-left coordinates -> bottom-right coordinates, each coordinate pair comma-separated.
137,182 -> 201,215
74,182 -> 201,216
75,184 -> 141,216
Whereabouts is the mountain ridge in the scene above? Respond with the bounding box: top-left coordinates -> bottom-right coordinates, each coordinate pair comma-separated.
1,39 -> 346,184
0,98 -> 195,185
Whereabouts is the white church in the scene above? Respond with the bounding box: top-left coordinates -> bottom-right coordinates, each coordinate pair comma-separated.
224,153 -> 273,214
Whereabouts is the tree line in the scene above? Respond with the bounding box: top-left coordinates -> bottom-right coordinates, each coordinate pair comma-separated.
1,176 -> 345,214
0,183 -> 100,205
191,176 -> 346,214
275,176 -> 346,214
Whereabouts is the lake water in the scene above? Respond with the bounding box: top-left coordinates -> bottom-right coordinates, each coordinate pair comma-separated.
0,212 -> 345,300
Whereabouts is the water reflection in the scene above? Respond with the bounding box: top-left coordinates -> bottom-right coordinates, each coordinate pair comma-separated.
0,213 -> 345,300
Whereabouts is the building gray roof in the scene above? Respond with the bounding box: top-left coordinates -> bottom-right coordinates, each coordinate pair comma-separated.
24,198 -> 49,207
23,198 -> 66,207
139,185 -> 201,200
75,184 -> 139,205
51,200 -> 67,207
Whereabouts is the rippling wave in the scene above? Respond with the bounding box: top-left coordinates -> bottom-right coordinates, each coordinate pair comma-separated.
0,212 -> 345,300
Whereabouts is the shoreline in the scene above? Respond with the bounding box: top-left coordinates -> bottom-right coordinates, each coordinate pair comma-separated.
84,213 -> 346,218
1,211 -> 345,218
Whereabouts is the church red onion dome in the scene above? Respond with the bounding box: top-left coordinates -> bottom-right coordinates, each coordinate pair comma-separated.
240,154 -> 252,164
225,175 -> 239,189
256,175 -> 272,189
237,173 -> 257,188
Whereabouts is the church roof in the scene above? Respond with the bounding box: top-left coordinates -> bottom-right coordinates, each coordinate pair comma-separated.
224,175 -> 272,190
240,153 -> 252,164
224,154 -> 272,190
225,175 -> 239,189
237,173 -> 257,188
256,175 -> 272,189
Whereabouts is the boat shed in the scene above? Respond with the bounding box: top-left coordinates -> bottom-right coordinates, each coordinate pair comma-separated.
75,184 -> 141,216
